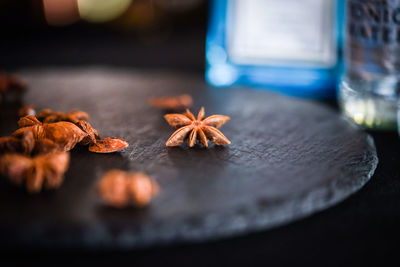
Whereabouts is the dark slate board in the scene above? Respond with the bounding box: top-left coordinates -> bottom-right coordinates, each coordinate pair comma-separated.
0,67 -> 378,249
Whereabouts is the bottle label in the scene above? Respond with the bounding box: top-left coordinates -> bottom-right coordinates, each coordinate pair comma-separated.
348,0 -> 400,45
226,0 -> 337,67
347,0 -> 400,74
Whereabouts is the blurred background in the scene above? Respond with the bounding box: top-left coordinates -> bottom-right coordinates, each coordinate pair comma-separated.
0,0 -> 207,71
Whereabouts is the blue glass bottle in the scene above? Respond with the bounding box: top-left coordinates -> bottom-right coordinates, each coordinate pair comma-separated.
206,0 -> 344,99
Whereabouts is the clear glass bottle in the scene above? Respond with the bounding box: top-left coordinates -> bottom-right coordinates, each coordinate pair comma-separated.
339,0 -> 400,130
206,0 -> 343,99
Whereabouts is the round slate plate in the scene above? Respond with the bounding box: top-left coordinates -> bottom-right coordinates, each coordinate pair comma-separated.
0,67 -> 378,249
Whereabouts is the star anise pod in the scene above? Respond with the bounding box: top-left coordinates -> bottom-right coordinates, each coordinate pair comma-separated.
0,113 -> 70,193
14,116 -> 89,152
164,107 -> 231,147
0,151 -> 70,193
1,125 -> 62,156
0,136 -> 23,154
36,109 -> 90,124
75,120 -> 100,145
149,94 -> 193,111
97,170 -> 160,208
13,115 -> 128,153
18,105 -> 36,117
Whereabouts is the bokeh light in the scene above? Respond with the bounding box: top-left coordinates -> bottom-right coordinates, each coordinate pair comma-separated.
77,0 -> 132,23
42,0 -> 80,26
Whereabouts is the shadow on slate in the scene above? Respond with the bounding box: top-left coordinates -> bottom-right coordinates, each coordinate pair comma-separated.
0,67 -> 378,249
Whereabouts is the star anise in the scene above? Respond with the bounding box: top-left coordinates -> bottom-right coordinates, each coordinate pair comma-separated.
97,170 -> 160,208
0,151 -> 70,193
0,123 -> 70,193
13,115 -> 128,153
0,134 -> 32,155
0,105 -> 129,193
19,109 -> 97,144
14,116 -> 89,152
36,109 -> 90,124
0,133 -> 55,155
18,105 -> 36,117
164,107 -> 231,147
149,94 -> 193,111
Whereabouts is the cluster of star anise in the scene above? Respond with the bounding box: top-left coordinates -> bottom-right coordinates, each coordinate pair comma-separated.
0,130 -> 70,193
97,100 -> 231,208
14,107 -> 129,153
0,104 -> 129,193
1,74 -> 232,209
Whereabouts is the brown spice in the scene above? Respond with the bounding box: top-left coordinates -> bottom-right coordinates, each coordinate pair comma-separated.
0,116 -> 70,193
24,109 -> 97,144
149,94 -> 193,111
164,107 -> 231,147
0,136 -> 27,154
1,102 -> 130,194
0,154 -> 32,186
36,109 -> 89,124
97,170 -> 159,208
0,151 -> 70,193
75,120 -> 100,145
14,118 -> 88,152
18,105 -> 36,117
0,130 -> 37,155
89,137 -> 129,153
18,115 -> 41,128
31,138 -> 61,155
13,115 -> 128,153
1,132 -> 64,158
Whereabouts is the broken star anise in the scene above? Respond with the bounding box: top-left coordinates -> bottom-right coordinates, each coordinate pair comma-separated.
97,170 -> 160,208
164,107 -> 231,147
149,94 -> 193,111
36,109 -> 90,124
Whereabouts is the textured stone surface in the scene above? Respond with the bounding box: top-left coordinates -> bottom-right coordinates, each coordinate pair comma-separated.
0,67 -> 378,249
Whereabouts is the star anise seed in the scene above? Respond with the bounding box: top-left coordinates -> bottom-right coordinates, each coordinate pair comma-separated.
89,137 -> 129,153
